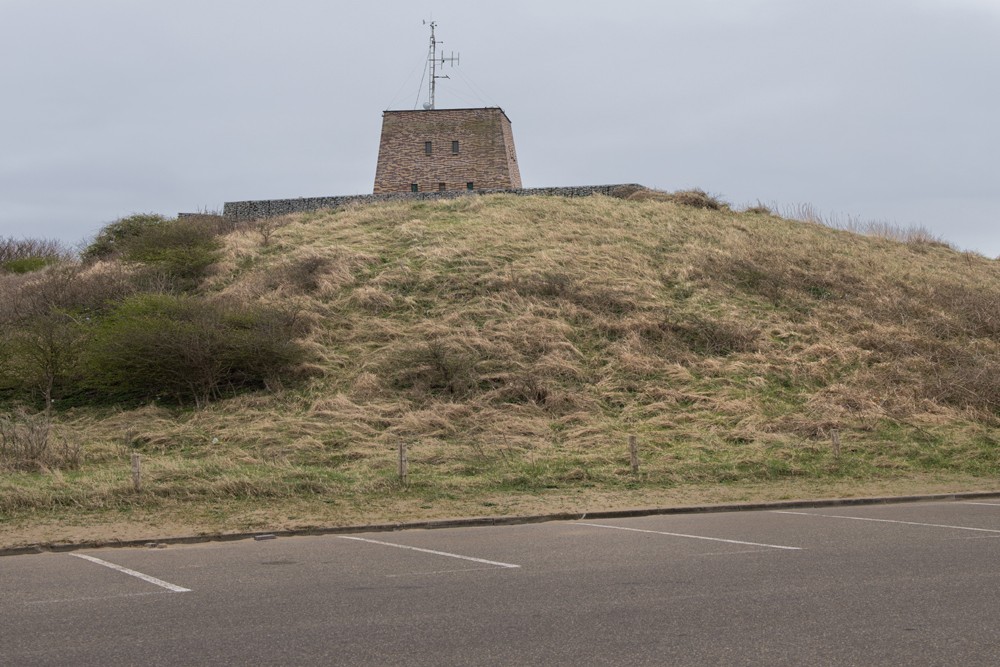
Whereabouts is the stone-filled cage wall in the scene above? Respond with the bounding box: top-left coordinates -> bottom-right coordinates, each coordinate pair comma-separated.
373,107 -> 521,194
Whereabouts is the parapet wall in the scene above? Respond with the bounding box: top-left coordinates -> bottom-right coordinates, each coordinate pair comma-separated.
223,184 -> 646,222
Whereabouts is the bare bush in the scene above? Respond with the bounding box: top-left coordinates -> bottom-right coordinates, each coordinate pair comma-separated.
0,409 -> 81,471
608,185 -> 647,199
667,316 -> 760,356
282,255 -> 332,293
930,346 -> 1000,416
246,217 -> 292,247
742,202 -> 774,216
613,187 -> 728,209
0,237 -> 68,264
667,189 -> 728,210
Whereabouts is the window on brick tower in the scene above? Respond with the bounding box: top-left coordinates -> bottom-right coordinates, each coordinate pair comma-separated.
438,183 -> 446,191
411,184 -> 419,192
467,182 -> 474,190
424,141 -> 432,155
452,141 -> 459,154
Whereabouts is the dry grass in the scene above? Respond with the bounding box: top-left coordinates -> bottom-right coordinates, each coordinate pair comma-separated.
3,193 -> 999,546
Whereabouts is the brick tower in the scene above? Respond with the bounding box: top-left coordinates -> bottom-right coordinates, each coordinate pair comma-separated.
373,22 -> 521,195
373,107 -> 521,194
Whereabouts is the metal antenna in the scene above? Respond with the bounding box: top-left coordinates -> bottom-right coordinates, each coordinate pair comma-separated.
424,21 -> 459,110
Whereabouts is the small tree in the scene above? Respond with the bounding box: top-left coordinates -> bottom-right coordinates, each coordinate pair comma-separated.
3,311 -> 87,412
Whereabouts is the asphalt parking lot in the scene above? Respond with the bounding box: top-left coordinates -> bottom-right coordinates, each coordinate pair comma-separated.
4,498 -> 1000,666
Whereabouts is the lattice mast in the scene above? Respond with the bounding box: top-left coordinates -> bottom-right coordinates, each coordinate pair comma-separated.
424,21 -> 459,110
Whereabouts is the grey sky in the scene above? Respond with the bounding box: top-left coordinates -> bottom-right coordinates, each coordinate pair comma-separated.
1,0 -> 998,255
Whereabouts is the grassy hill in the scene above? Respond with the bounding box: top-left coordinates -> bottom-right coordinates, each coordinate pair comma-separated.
3,192 -> 999,547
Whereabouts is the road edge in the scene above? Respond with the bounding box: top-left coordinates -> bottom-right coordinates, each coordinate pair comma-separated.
5,489 -> 1000,557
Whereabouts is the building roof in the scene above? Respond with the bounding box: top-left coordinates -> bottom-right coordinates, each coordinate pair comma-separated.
381,107 -> 514,123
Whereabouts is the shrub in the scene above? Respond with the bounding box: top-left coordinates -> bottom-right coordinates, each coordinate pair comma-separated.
668,316 -> 760,356
84,294 -> 310,407
0,409 -> 81,471
0,237 -> 69,274
668,189 -> 728,210
743,202 -> 774,216
0,311 -> 88,409
119,218 -> 223,287
609,185 -> 647,199
0,237 -> 67,263
82,213 -> 167,262
2,256 -> 57,274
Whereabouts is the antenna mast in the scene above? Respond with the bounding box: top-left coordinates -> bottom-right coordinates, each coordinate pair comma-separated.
424,21 -> 459,110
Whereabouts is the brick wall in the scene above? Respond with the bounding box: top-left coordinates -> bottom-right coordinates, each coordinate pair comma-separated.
373,108 -> 521,193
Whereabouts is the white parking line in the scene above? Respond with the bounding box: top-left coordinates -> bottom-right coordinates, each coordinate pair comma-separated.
71,554 -> 191,593
774,511 -> 1000,534
577,522 -> 802,550
26,591 -> 166,605
959,502 -> 1000,507
337,536 -> 521,569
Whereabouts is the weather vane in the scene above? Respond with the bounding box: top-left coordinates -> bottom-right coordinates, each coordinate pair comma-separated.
422,21 -> 460,110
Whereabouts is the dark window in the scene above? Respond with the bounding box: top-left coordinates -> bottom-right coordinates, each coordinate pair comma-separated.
467,182 -> 474,191
438,182 -> 446,191
411,183 -> 419,193
424,141 -> 432,155
452,141 -> 460,154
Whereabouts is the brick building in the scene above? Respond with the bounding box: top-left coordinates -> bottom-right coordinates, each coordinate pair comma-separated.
373,107 -> 521,194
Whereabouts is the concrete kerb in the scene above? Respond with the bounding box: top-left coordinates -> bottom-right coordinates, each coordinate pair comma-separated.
4,489 -> 1000,558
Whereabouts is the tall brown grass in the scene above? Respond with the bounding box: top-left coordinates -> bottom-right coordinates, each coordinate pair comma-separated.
4,192 -> 1000,520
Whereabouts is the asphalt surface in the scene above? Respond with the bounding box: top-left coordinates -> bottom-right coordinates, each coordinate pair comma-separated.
4,499 -> 1000,666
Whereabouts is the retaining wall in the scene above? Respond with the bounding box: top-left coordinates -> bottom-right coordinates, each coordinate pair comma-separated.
222,184 -> 647,222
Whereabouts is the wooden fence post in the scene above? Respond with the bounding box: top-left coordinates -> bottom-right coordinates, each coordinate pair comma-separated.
131,452 -> 142,492
398,442 -> 409,484
629,435 -> 639,474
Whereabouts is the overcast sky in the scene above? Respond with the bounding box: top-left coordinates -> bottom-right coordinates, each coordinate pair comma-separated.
2,0 -> 998,256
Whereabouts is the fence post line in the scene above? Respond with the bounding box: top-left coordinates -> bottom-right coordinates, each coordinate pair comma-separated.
629,435 -> 639,474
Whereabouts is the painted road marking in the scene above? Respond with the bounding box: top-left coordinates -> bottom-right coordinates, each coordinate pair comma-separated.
386,567 -> 504,578
26,591 -> 165,605
337,536 -> 521,569
577,522 -> 802,550
774,511 -> 1000,534
959,502 -> 1000,507
71,554 -> 191,593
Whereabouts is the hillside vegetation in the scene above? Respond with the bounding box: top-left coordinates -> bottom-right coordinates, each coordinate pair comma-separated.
2,192 -> 999,545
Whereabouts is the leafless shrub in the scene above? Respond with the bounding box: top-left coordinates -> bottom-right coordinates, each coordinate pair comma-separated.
0,237 -> 69,263
0,409 -> 81,471
620,188 -> 674,202
388,335 -> 482,398
742,202 -> 774,216
609,185 -> 648,199
667,189 -> 728,210
247,217 -> 292,247
930,346 -> 1000,416
667,316 -> 760,356
282,255 -> 332,293
928,283 -> 1000,338
612,187 -> 728,209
